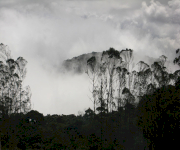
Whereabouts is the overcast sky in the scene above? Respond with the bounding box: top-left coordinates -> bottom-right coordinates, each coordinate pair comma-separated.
0,0 -> 180,115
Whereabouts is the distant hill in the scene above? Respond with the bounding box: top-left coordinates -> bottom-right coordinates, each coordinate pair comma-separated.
62,52 -> 102,74
61,50 -> 178,74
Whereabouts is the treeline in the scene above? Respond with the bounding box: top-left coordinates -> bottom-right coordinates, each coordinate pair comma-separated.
0,107 -> 145,149
86,48 -> 180,115
0,84 -> 179,150
0,44 -> 179,149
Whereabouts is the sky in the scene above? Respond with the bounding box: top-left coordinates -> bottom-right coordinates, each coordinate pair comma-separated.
0,0 -> 180,115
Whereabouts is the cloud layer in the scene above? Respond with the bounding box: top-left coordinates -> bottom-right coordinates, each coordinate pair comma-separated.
0,0 -> 179,115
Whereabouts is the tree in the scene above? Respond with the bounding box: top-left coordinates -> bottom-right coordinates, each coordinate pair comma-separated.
136,52 -> 180,149
173,48 -> 180,66
151,55 -> 170,88
119,49 -> 134,92
134,61 -> 150,98
25,110 -> 44,125
96,76 -> 107,116
115,67 -> 127,110
84,108 -> 94,120
0,43 -> 31,149
122,87 -> 135,130
0,56 -> 31,116
173,70 -> 180,83
137,83 -> 180,149
101,48 -> 121,113
87,56 -> 100,115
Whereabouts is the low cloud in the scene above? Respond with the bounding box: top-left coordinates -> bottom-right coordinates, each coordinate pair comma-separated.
0,0 -> 179,115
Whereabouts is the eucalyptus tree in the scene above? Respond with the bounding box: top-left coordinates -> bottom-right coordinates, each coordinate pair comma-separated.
121,87 -> 135,130
121,87 -> 135,106
129,70 -> 138,99
151,61 -> 163,88
96,62 -> 108,115
0,43 -> 11,61
0,43 -> 31,149
94,64 -> 107,148
173,48 -> 180,84
87,56 -> 100,114
151,55 -> 170,88
119,49 -> 134,91
0,57 -> 31,115
119,49 -> 136,108
173,48 -> 180,66
101,48 -> 121,113
135,61 -> 150,97
115,67 -> 128,110
86,55 -> 108,116
158,55 -> 167,68
133,56 -> 171,97
158,55 -> 171,86
167,73 -> 176,85
173,70 -> 180,83
137,83 -> 180,150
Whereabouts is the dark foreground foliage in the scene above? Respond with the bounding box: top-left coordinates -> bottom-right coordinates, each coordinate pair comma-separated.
0,80 -> 179,150
137,80 -> 180,150
0,46 -> 179,149
0,107 -> 146,150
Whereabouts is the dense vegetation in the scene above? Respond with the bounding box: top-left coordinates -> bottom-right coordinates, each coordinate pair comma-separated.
0,44 -> 179,149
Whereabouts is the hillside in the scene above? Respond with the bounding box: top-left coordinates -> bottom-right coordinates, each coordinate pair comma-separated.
61,50 -> 177,74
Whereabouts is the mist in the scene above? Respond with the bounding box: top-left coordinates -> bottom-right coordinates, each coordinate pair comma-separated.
0,0 -> 179,115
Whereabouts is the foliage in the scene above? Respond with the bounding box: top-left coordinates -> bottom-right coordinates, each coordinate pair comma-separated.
173,48 -> 180,66
137,82 -> 180,149
0,43 -> 31,149
1,45 -> 179,149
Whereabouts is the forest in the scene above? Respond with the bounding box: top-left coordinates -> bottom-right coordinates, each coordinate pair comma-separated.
0,43 -> 179,150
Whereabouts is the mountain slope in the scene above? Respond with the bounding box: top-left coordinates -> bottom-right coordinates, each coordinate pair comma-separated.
62,51 -> 102,74
62,51 -> 177,74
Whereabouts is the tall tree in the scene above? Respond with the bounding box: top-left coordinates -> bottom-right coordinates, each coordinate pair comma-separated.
101,48 -> 121,113
87,56 -> 100,115
0,43 -> 31,149
137,83 -> 180,150
119,49 -> 134,92
96,63 -> 108,115
115,67 -> 127,110
136,61 -> 150,97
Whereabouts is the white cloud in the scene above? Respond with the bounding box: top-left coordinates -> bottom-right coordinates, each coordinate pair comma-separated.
0,0 -> 179,115
142,0 -> 169,18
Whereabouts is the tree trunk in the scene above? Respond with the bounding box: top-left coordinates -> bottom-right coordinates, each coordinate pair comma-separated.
0,131 -> 1,150
108,75 -> 111,113
100,78 -> 103,149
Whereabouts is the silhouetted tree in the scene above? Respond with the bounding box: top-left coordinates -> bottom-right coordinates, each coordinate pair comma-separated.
25,110 -> 44,125
137,83 -> 180,149
0,43 -> 31,149
173,48 -> 180,66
